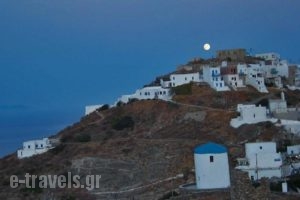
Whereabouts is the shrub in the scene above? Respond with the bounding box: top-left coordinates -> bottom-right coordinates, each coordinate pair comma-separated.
112,116 -> 134,130
171,83 -> 192,95
98,104 -> 109,111
75,133 -> 91,143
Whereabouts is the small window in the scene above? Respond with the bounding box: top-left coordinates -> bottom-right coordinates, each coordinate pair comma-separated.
41,144 -> 43,148
173,77 -> 175,80
163,91 -> 166,95
185,77 -> 187,81
210,156 -> 214,162
28,145 -> 30,149
36,144 -> 38,148
144,92 -> 147,96
259,146 -> 262,150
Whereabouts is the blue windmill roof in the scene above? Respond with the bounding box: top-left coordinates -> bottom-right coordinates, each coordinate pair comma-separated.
194,142 -> 227,154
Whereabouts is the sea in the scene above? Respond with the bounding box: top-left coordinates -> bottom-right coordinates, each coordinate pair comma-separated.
0,108 -> 80,158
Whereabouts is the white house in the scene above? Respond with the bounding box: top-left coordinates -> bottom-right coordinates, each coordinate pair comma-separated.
170,72 -> 202,87
245,64 -> 268,93
268,92 -> 287,114
203,66 -> 230,91
256,52 -> 280,63
287,144 -> 300,155
194,142 -> 230,189
236,142 -> 282,181
116,86 -> 171,104
85,104 -> 103,115
230,104 -> 276,128
17,138 -> 52,159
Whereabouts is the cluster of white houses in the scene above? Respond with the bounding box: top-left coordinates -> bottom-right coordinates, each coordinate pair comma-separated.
236,142 -> 300,182
230,91 -> 300,138
85,51 -> 300,115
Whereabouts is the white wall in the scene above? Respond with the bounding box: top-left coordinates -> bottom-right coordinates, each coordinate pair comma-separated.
203,66 -> 230,91
117,86 -> 171,104
247,168 -> 282,180
247,152 -> 282,168
239,104 -> 267,122
223,74 -> 244,88
85,104 -> 103,115
246,65 -> 268,93
170,72 -> 201,87
236,142 -> 282,181
194,152 -> 230,189
245,142 -> 277,156
269,100 -> 287,113
133,86 -> 171,100
237,64 -> 248,75
17,138 -> 51,159
287,145 -> 300,155
255,52 -> 280,61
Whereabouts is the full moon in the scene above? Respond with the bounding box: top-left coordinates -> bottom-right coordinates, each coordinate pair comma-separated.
203,43 -> 211,51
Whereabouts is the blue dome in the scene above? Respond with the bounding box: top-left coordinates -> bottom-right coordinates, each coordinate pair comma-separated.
194,142 -> 227,154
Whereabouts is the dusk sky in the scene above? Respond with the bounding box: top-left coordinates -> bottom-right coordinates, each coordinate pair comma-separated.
1,0 -> 300,156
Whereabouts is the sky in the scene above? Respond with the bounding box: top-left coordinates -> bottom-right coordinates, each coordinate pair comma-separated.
0,0 -> 300,156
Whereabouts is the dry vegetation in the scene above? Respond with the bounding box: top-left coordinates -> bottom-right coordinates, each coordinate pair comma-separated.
0,83 -> 299,199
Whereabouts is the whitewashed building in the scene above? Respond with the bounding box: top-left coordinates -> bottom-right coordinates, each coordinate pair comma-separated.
256,53 -> 288,88
256,52 -> 280,63
203,66 -> 230,91
116,86 -> 171,104
268,92 -> 287,114
236,142 -> 282,181
287,145 -> 300,155
85,104 -> 103,115
245,64 -> 268,93
220,63 -> 245,90
17,138 -> 52,159
230,104 -> 275,128
160,72 -> 202,88
194,142 -> 230,189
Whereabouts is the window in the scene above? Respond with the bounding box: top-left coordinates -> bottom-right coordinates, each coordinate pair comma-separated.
36,144 -> 38,148
192,77 -> 194,80
259,146 -> 262,149
144,92 -> 147,96
173,77 -> 175,80
160,91 -> 162,95
28,145 -> 30,149
185,77 -> 187,81
163,91 -> 166,95
210,156 -> 214,162
41,144 -> 43,148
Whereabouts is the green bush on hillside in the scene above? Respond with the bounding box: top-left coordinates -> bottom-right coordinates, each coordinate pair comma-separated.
75,133 -> 91,143
171,83 -> 192,95
112,116 -> 134,130
98,104 -> 109,111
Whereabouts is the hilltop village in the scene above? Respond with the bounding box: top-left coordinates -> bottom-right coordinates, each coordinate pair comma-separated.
11,48 -> 300,199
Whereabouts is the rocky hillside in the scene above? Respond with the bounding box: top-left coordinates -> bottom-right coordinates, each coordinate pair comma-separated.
1,84 -> 300,200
